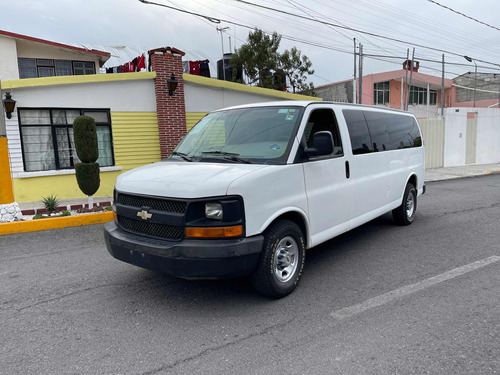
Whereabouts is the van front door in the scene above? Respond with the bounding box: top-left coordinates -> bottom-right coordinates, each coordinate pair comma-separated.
300,108 -> 351,247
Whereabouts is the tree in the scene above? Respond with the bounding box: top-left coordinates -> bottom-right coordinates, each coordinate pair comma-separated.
230,29 -> 314,93
279,47 -> 315,94
230,29 -> 282,88
73,115 -> 100,209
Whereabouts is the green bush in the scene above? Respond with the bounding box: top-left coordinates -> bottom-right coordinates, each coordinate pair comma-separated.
61,210 -> 71,216
42,194 -> 59,213
75,163 -> 101,196
73,116 -> 99,163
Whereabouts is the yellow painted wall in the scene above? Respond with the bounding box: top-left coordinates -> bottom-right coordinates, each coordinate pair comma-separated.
12,111 -> 161,202
12,171 -> 121,202
111,112 -> 161,169
186,112 -> 207,132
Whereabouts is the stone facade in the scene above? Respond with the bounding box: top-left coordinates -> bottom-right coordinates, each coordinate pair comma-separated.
0,202 -> 22,222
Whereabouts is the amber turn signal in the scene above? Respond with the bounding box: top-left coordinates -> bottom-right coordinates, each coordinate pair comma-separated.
185,225 -> 243,238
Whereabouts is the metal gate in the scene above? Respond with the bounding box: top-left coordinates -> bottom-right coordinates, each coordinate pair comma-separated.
418,118 -> 445,169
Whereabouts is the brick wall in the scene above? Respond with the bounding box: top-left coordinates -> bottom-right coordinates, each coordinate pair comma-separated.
150,49 -> 187,159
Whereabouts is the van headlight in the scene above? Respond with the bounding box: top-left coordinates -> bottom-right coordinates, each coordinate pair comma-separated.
205,202 -> 223,220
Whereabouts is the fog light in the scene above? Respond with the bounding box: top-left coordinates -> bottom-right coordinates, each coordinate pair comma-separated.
205,202 -> 223,220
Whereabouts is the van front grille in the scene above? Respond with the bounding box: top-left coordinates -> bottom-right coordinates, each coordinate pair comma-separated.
117,193 -> 186,214
118,216 -> 184,240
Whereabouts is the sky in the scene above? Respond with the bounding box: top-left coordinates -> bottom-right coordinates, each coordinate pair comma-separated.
2,0 -> 500,87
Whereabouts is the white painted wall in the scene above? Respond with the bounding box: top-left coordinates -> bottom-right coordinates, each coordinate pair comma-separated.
475,108 -> 500,164
184,82 -> 294,112
10,79 -> 156,112
0,36 -> 20,80
443,107 -> 500,167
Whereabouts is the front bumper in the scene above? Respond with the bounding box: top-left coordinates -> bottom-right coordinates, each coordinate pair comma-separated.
104,221 -> 263,279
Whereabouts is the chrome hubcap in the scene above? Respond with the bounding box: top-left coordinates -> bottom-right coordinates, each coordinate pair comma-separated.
406,192 -> 415,218
273,236 -> 299,283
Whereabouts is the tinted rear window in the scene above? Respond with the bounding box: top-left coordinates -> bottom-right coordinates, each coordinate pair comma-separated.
342,110 -> 372,154
343,109 -> 422,154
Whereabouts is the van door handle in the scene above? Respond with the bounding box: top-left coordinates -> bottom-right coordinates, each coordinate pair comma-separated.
345,161 -> 350,179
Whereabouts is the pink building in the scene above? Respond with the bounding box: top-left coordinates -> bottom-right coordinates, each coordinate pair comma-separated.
315,61 -> 499,118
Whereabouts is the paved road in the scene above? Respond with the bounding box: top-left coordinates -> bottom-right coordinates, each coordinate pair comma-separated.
1,175 -> 499,375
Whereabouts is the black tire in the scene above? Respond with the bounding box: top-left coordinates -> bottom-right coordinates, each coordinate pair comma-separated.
251,219 -> 306,299
392,183 -> 417,226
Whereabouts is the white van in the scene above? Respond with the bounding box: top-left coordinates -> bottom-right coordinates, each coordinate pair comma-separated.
104,101 -> 425,298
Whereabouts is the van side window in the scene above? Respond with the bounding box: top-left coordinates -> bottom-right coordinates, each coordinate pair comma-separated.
363,111 -> 422,150
303,109 -> 343,157
342,109 -> 372,154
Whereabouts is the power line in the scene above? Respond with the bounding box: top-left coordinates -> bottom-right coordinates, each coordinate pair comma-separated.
427,0 -> 500,32
233,0 -> 500,67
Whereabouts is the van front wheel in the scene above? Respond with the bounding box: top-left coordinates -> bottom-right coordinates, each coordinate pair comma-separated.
392,183 -> 417,225
251,220 -> 305,299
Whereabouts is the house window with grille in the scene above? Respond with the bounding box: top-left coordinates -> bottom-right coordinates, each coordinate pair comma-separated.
373,81 -> 390,105
409,86 -> 437,105
18,58 -> 96,79
18,108 -> 114,172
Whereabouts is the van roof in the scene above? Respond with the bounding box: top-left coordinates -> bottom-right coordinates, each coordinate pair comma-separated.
220,101 -> 416,116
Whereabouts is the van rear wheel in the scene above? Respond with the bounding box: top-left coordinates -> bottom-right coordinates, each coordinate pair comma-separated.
251,220 -> 305,299
392,183 -> 417,225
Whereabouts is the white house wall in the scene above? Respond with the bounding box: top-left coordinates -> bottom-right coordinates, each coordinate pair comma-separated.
475,108 -> 500,164
443,108 -> 500,167
0,36 -> 19,80
10,79 -> 156,111
184,82 -> 291,112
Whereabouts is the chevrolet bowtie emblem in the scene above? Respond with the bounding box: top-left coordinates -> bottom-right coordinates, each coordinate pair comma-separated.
137,210 -> 152,220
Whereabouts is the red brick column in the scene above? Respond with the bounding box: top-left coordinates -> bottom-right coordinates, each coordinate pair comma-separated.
150,47 -> 187,159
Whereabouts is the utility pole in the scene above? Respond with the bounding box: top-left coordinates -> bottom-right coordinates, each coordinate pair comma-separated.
358,43 -> 363,104
464,56 -> 477,107
404,49 -> 409,109
441,54 -> 445,117
353,38 -> 357,104
406,48 -> 415,111
217,26 -> 230,81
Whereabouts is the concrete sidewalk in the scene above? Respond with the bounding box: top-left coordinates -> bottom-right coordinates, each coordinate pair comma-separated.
424,163 -> 500,182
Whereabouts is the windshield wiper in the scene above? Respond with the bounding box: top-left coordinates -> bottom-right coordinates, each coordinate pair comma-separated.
201,151 -> 252,164
170,151 -> 194,162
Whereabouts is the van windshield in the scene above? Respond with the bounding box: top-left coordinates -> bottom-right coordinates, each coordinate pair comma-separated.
173,106 -> 303,164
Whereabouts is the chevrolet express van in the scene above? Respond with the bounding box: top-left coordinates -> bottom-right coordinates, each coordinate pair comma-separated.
104,101 -> 425,298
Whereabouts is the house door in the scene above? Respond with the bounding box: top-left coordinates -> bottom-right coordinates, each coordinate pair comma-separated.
466,113 -> 477,165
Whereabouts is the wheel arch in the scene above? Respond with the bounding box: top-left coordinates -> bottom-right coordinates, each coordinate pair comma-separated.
260,209 -> 310,249
407,173 -> 417,189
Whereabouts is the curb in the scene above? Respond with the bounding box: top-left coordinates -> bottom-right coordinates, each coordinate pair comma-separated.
0,211 -> 114,236
21,201 -> 112,216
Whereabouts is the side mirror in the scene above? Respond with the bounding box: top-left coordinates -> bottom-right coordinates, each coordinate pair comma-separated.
304,131 -> 334,157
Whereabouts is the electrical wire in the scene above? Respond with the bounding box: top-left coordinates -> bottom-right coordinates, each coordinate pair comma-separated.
427,0 -> 500,33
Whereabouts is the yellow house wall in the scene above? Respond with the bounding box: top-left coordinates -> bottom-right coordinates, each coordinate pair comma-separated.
12,111 -> 161,202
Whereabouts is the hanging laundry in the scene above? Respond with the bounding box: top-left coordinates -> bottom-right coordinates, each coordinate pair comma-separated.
189,61 -> 200,75
136,53 -> 146,71
199,60 -> 210,78
182,61 -> 189,74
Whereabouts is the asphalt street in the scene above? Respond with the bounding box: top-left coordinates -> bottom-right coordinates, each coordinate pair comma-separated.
1,175 -> 499,375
